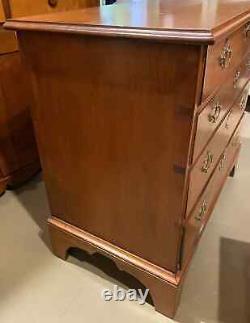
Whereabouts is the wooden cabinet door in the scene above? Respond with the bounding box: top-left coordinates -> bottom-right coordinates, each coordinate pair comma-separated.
7,0 -> 99,18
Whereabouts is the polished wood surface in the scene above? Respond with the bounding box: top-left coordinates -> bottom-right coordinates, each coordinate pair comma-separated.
17,31 -> 203,272
0,52 -> 40,188
204,24 -> 250,99
0,0 -> 6,21
7,0 -> 99,18
183,123 -> 242,269
194,60 -> 250,163
188,90 -> 246,214
0,28 -> 17,54
0,0 -> 40,192
5,0 -> 250,43
6,1 -> 250,318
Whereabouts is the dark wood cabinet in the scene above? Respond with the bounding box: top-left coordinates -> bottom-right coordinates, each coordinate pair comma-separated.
5,0 -> 250,317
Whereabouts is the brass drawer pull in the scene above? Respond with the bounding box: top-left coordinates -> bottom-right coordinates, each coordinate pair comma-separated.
218,40 -> 232,69
195,200 -> 207,221
233,70 -> 241,88
48,0 -> 58,7
219,153 -> 226,171
245,22 -> 250,38
201,151 -> 213,173
208,101 -> 222,123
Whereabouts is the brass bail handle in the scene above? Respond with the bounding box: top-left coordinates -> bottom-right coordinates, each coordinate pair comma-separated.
201,151 -> 213,173
218,40 -> 232,69
195,200 -> 207,221
208,101 -> 221,123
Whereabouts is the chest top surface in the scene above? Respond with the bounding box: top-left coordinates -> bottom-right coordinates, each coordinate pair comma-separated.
4,0 -> 250,43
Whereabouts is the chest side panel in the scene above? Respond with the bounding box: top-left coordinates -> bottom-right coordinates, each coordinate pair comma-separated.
19,31 -> 201,272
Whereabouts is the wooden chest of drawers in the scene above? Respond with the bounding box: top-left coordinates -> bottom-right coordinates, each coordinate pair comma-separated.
5,0 -> 250,318
0,0 -> 40,193
0,0 -> 101,194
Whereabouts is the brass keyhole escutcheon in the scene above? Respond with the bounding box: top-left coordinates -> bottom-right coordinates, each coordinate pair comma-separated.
48,0 -> 58,7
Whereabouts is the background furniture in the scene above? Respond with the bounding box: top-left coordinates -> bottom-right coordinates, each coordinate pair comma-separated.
6,0 -> 250,318
0,2 -> 39,195
0,0 -> 100,195
1,0 -> 99,18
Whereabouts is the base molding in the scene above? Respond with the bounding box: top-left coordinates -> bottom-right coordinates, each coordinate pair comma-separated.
48,216 -> 183,318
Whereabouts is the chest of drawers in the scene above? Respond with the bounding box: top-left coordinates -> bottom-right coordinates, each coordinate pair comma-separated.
0,0 -> 101,195
5,0 -> 250,317
0,0 -> 40,194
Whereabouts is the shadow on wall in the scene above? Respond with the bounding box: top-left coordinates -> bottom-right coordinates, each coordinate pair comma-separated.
219,237 -> 250,323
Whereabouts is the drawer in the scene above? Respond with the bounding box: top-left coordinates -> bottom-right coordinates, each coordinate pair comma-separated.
187,92 -> 246,214
182,124 -> 242,268
203,22 -> 250,100
0,28 -> 18,54
193,74 -> 250,162
0,1 -> 5,22
7,0 -> 99,18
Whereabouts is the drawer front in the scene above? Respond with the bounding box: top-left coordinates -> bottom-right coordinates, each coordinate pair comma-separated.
188,93 -> 246,214
182,125 -> 242,268
8,0 -> 99,18
0,28 -> 18,54
0,1 -> 5,22
203,22 -> 250,100
194,74 -> 250,162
